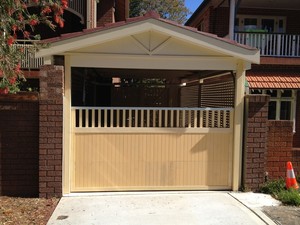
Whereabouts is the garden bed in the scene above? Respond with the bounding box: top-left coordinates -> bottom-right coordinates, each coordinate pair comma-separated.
0,196 -> 59,225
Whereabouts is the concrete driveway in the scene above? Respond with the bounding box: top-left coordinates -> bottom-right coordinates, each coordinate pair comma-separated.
47,192 -> 279,225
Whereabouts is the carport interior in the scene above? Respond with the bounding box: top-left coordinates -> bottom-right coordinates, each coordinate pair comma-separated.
71,67 -> 235,109
69,67 -> 236,192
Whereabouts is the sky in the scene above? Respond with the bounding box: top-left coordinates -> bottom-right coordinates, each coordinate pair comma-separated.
185,0 -> 203,16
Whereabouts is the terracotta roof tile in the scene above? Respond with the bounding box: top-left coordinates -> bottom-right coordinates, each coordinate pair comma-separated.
246,71 -> 300,89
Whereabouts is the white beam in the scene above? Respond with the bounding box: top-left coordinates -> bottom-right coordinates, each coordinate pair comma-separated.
69,53 -> 238,70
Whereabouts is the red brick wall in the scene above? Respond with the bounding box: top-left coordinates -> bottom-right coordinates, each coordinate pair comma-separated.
267,121 -> 294,179
39,66 -> 64,198
188,6 -> 229,37
294,91 -> 300,148
211,7 -> 229,37
193,6 -> 212,32
115,0 -> 128,21
97,0 -> 114,27
260,57 -> 300,65
244,95 -> 270,191
0,93 -> 39,197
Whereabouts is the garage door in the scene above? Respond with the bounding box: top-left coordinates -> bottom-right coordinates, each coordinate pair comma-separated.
71,107 -> 233,192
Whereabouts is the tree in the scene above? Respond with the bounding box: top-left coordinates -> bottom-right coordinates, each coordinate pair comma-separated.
129,0 -> 190,24
0,0 -> 68,94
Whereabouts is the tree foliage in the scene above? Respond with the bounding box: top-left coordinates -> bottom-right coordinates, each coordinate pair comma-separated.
129,0 -> 190,24
0,0 -> 68,94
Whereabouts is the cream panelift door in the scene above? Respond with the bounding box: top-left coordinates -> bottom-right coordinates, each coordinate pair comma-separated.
71,132 -> 233,192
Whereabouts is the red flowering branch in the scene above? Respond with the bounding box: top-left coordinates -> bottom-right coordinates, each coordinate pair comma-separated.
0,0 -> 68,94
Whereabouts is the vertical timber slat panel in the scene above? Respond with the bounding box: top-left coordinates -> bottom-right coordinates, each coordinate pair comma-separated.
72,132 -> 233,191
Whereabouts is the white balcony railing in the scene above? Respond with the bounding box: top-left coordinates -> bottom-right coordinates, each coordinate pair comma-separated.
69,0 -> 87,23
72,107 -> 234,133
234,32 -> 300,57
14,41 -> 44,69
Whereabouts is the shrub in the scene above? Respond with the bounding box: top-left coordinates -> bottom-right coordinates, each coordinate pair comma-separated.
259,178 -> 300,206
260,179 -> 285,195
277,189 -> 300,206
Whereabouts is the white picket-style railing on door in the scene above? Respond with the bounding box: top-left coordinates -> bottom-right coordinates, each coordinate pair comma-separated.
71,107 -> 234,133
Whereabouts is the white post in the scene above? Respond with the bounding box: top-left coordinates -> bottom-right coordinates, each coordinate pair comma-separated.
87,0 -> 97,28
232,60 -> 245,191
63,55 -> 72,195
229,0 -> 236,40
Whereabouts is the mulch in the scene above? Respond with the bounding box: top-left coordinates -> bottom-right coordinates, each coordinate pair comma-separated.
0,196 -> 59,225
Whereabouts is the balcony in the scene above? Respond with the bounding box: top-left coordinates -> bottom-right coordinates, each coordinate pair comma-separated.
24,0 -> 87,24
14,41 -> 44,69
68,0 -> 87,24
234,32 -> 300,57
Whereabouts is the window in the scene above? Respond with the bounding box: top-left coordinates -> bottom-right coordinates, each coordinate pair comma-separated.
261,19 -> 275,32
251,89 -> 297,131
236,15 -> 286,33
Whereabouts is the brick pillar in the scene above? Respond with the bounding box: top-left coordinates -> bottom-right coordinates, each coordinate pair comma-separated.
39,65 -> 64,198
244,95 -> 270,191
267,121 -> 294,179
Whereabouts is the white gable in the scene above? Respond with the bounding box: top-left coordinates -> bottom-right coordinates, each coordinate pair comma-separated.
36,18 -> 259,70
73,30 -> 227,57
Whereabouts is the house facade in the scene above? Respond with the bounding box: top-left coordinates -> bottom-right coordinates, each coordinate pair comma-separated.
186,0 -> 300,189
186,0 -> 300,149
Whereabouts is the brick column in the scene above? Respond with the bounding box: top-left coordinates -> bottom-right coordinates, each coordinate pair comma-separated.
244,95 -> 270,191
267,121 -> 294,179
39,65 -> 64,198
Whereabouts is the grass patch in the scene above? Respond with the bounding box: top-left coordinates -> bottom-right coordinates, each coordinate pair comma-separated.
259,179 -> 300,206
277,189 -> 300,206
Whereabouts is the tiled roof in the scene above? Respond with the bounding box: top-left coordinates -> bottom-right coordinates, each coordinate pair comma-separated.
246,71 -> 300,89
41,11 -> 256,51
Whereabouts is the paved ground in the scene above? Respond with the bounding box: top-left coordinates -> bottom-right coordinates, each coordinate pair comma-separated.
47,192 -> 279,225
263,206 -> 300,225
